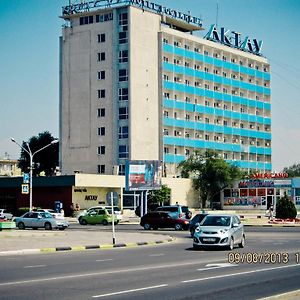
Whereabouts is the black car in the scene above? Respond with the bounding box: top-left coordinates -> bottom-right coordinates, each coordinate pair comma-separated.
189,213 -> 208,237
140,211 -> 190,231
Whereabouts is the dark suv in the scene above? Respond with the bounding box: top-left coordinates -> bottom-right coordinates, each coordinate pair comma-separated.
155,205 -> 192,219
140,212 -> 189,231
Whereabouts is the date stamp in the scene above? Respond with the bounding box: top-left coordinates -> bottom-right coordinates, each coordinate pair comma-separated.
228,252 -> 300,264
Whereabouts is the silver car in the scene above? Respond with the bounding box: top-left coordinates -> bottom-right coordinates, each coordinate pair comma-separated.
15,211 -> 69,230
193,214 -> 245,250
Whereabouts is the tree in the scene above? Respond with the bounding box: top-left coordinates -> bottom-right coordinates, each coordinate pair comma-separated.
148,185 -> 171,206
276,193 -> 297,219
283,163 -> 300,177
178,150 -> 244,208
18,131 -> 59,176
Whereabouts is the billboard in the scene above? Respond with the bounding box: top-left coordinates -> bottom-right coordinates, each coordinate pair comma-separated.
125,160 -> 162,191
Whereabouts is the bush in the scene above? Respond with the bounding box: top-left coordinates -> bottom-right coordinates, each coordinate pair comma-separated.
276,194 -> 297,219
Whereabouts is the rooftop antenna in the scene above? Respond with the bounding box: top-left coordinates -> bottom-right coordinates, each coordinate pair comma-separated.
216,1 -> 219,28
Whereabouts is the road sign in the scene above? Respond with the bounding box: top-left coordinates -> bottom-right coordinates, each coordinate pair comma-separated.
23,173 -> 29,184
106,191 -> 118,206
21,184 -> 29,194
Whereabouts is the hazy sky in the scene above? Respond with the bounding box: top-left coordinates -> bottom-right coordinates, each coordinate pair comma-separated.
1,0 -> 299,171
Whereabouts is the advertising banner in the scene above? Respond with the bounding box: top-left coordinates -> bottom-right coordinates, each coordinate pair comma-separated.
125,160 -> 162,191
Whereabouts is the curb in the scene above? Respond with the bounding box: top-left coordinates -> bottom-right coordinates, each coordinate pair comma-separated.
0,237 -> 174,256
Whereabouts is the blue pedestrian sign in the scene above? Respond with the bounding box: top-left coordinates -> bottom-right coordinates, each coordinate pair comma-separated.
23,173 -> 29,184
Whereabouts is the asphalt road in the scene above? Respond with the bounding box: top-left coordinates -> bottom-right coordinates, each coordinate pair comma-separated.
1,226 -> 300,300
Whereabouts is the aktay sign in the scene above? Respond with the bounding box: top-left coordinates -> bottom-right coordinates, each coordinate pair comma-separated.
205,24 -> 263,56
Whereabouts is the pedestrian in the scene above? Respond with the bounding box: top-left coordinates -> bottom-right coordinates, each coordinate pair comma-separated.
60,208 -> 65,217
268,205 -> 274,220
70,203 -> 75,217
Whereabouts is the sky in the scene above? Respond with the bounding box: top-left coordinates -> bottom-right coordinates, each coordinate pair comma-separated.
1,0 -> 299,171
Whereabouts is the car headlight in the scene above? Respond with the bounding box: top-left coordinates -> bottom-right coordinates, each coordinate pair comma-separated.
195,227 -> 201,233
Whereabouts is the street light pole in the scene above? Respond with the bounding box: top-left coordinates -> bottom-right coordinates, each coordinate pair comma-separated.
11,138 -> 59,211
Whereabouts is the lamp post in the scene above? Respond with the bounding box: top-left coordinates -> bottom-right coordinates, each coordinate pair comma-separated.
11,138 -> 59,211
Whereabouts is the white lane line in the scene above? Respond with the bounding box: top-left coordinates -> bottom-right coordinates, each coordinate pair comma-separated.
149,253 -> 165,257
24,265 -> 46,269
92,284 -> 168,298
96,259 -> 113,262
0,259 -> 227,287
182,264 -> 300,283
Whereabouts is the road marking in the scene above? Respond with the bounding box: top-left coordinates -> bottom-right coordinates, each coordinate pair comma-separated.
149,253 -> 165,257
92,284 -> 168,298
0,259 -> 226,287
96,259 -> 113,262
197,263 -> 237,271
182,264 -> 300,283
24,265 -> 46,269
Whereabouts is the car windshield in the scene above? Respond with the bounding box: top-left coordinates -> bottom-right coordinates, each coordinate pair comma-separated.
182,207 -> 189,213
201,216 -> 231,227
41,212 -> 53,219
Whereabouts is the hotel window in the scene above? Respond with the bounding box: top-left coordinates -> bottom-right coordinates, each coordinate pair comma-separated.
174,148 -> 178,155
119,107 -> 128,119
204,50 -> 209,55
97,33 -> 105,43
98,71 -> 105,80
119,12 -> 128,25
119,145 -> 129,158
185,96 -> 190,102
163,111 -> 169,117
205,100 -> 210,106
97,165 -> 105,174
174,41 -> 180,47
98,89 -> 105,99
223,153 -> 228,159
185,62 -> 190,67
222,56 -> 227,61
164,129 -> 169,136
204,67 -> 209,73
164,92 -> 170,98
80,15 -> 93,25
97,146 -> 105,155
223,120 -> 228,126
205,117 -> 210,124
96,13 -> 113,22
119,50 -> 128,63
118,88 -> 128,101
163,38 -> 168,44
205,134 -> 210,141
185,149 -> 190,156
163,74 -> 169,81
98,127 -> 105,136
97,108 -> 105,117
204,84 -> 210,90
224,104 -> 228,110
194,47 -> 200,53
164,147 -> 169,154
119,126 -> 128,139
119,32 -> 127,44
184,44 -> 190,50
119,164 -> 126,175
223,72 -> 227,77
163,56 -> 169,62
223,88 -> 228,93
185,79 -> 190,85
97,52 -> 105,61
119,69 -> 128,81
174,112 -> 177,119
185,114 -> 190,120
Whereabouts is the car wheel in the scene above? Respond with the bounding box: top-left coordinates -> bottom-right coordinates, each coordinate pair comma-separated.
102,220 -> 108,226
228,237 -> 234,250
239,235 -> 245,248
143,223 -> 151,230
44,222 -> 52,230
175,223 -> 183,231
79,218 -> 87,225
193,244 -> 201,250
18,222 -> 25,230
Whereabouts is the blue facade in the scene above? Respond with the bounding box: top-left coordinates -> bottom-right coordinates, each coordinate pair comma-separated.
161,40 -> 271,172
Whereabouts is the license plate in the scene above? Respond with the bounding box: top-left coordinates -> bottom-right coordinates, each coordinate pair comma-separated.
203,238 -> 216,242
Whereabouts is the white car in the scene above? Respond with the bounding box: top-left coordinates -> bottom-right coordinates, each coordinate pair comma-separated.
193,214 -> 245,250
78,206 -> 123,222
33,209 -> 64,219
0,209 -> 13,220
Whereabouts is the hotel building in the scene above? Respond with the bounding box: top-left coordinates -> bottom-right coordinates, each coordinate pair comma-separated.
59,0 -> 271,177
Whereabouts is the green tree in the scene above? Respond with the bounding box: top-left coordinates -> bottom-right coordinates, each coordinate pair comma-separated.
148,185 -> 171,206
18,131 -> 59,176
276,193 -> 297,219
283,163 -> 300,177
178,150 -> 244,208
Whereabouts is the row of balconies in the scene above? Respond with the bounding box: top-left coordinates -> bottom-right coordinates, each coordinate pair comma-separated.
162,36 -> 269,72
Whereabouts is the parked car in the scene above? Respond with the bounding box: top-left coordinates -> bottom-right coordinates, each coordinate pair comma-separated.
193,214 -> 245,250
33,208 -> 64,219
140,211 -> 190,231
14,211 -> 69,230
0,209 -> 13,220
189,213 -> 208,237
155,205 -> 192,219
78,206 -> 122,223
79,208 -> 116,225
